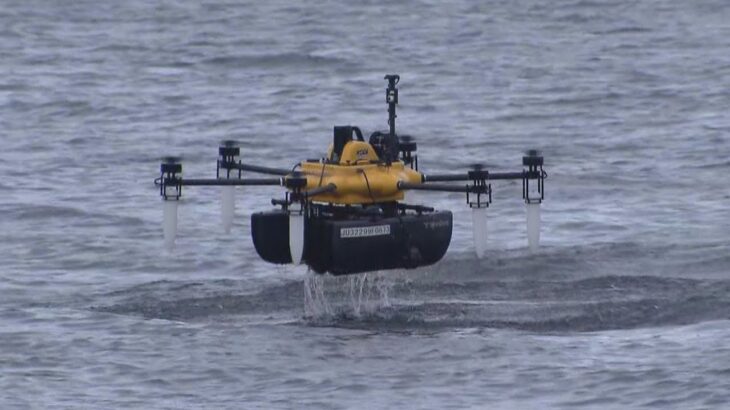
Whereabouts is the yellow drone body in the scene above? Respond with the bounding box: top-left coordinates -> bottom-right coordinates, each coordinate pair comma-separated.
298,140 -> 423,205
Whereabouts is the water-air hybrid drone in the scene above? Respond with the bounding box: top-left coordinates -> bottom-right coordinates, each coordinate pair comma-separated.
157,75 -> 547,276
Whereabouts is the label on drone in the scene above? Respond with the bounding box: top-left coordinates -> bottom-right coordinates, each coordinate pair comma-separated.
423,219 -> 450,230
340,225 -> 391,238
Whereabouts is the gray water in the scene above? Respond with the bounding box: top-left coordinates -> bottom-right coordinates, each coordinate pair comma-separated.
2,0 -> 729,408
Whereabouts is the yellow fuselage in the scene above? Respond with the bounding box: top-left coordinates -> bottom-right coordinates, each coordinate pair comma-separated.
297,140 -> 422,204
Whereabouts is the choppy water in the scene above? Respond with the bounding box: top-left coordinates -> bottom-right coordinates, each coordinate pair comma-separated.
2,0 -> 729,408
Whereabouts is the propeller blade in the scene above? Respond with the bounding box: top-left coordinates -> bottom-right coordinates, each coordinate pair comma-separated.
221,186 -> 235,233
163,200 -> 178,251
221,139 -> 239,147
472,207 -> 487,259
288,202 -> 304,265
527,202 -> 540,252
161,155 -> 183,164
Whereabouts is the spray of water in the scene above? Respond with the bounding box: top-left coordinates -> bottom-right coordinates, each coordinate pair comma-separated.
303,272 -> 333,317
303,271 -> 396,319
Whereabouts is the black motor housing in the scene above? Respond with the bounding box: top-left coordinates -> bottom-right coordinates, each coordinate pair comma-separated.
368,131 -> 400,163
251,209 -> 452,275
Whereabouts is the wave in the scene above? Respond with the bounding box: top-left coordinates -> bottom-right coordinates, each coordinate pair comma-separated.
201,52 -> 350,69
93,267 -> 730,332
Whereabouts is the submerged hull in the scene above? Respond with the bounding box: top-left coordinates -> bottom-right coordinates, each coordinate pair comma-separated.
251,209 -> 452,275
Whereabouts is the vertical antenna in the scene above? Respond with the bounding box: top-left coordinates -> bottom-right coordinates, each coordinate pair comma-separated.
384,74 -> 400,137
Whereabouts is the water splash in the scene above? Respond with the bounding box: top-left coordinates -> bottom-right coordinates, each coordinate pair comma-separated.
303,271 -> 333,317
303,271 -> 395,319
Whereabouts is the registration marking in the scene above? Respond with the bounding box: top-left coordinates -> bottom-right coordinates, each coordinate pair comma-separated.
340,225 -> 391,238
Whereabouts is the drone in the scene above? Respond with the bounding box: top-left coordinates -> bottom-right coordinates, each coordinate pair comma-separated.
157,75 -> 546,276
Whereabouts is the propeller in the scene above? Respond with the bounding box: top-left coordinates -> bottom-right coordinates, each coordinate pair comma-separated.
284,171 -> 308,265
215,142 -> 328,235
467,163 -> 489,258
160,156 -> 183,251
523,150 -> 544,252
288,202 -> 305,265
398,134 -> 416,146
221,186 -> 235,234
397,135 -> 417,168
218,141 -> 240,233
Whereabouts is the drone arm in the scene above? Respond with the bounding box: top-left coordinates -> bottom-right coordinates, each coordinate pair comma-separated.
220,162 -> 291,176
421,173 -> 468,182
397,181 -> 484,193
491,171 -> 543,180
404,151 -> 547,257
422,171 -> 541,182
303,183 -> 337,198
178,177 -> 283,187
